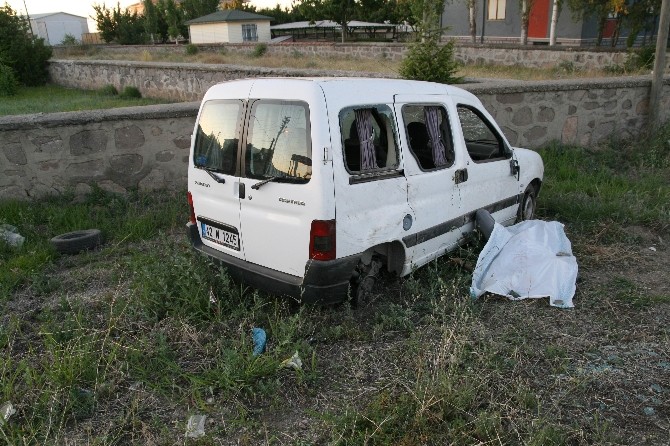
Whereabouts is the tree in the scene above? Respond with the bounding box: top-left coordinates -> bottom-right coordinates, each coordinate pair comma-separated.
399,0 -> 461,84
181,0 -> 220,20
519,0 -> 537,44
93,3 -> 146,44
0,4 -> 52,86
467,0 -> 476,43
143,0 -> 168,43
566,0 -> 627,46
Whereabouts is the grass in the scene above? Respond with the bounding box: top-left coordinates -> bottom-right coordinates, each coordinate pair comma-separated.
59,47 -> 653,81
0,84 -> 168,116
0,127 -> 668,443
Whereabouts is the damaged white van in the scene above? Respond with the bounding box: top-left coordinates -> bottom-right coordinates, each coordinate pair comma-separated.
186,78 -> 544,303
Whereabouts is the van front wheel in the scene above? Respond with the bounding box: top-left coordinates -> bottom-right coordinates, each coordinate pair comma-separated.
517,184 -> 537,222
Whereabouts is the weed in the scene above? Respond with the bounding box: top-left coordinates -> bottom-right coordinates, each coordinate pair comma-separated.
186,43 -> 199,55
252,43 -> 268,58
98,84 -> 118,96
119,85 -> 142,99
0,63 -> 18,97
140,50 -> 153,62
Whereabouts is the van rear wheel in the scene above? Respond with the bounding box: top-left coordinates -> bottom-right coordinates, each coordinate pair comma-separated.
349,256 -> 382,305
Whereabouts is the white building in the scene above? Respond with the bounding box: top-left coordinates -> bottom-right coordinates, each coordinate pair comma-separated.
29,12 -> 89,45
186,10 -> 272,44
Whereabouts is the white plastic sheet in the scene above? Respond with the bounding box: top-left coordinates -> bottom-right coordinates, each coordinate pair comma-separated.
470,220 -> 578,308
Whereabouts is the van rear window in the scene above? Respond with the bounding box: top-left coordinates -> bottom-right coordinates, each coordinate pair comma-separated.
245,100 -> 312,183
193,100 -> 243,175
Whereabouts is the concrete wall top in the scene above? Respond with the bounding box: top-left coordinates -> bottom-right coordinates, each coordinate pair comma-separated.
0,102 -> 200,131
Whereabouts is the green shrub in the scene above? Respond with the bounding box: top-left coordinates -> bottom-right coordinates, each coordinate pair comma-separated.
185,43 -> 198,55
252,43 -> 267,58
0,63 -> 18,96
0,5 -> 53,86
119,85 -> 141,99
98,84 -> 118,96
625,45 -> 655,71
60,33 -> 78,46
399,38 -> 461,84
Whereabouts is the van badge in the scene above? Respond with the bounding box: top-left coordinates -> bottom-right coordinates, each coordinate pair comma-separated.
195,181 -> 210,188
279,197 -> 306,206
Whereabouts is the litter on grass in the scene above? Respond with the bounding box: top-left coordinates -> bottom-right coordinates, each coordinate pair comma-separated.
252,327 -> 266,356
280,351 -> 303,371
185,414 -> 207,438
0,401 -> 16,424
471,211 -> 578,308
0,224 -> 24,248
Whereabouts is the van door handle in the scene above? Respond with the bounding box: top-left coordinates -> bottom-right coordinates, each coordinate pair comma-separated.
455,168 -> 468,184
238,182 -> 246,199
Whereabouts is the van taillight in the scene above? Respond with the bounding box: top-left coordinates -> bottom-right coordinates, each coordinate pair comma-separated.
187,191 -> 196,224
309,220 -> 336,261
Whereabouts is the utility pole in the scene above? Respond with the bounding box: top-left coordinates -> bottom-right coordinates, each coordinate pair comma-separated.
23,0 -> 34,35
649,0 -> 670,129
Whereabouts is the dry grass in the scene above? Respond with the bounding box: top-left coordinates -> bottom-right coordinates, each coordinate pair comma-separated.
56,46 -> 651,81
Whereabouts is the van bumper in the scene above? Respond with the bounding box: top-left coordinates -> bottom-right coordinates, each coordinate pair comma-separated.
187,223 -> 358,304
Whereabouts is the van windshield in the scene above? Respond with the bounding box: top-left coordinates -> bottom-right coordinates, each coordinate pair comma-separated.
245,100 -> 311,183
193,100 -> 242,175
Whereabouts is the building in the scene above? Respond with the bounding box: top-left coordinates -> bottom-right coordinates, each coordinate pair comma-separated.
28,12 -> 89,45
186,10 -> 272,44
441,0 -> 637,46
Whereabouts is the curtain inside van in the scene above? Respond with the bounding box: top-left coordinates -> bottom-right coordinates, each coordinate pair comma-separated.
424,106 -> 449,167
354,108 -> 377,170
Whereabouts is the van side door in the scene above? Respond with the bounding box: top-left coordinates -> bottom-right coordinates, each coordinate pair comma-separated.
453,98 -> 521,228
332,103 -> 410,272
393,96 -> 466,272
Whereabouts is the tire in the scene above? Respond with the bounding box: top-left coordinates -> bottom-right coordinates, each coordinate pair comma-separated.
517,185 -> 537,222
50,229 -> 103,254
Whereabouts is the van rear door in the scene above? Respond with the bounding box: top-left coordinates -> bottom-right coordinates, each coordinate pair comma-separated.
191,97 -> 247,261
236,82 -> 331,278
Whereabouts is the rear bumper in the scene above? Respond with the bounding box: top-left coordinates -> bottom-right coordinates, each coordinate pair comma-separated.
186,223 -> 358,304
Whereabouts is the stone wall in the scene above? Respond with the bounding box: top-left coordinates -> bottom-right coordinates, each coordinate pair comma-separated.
468,77 -> 670,148
48,59 -> 388,102
54,42 -> 660,70
0,103 -> 198,200
4,61 -> 670,200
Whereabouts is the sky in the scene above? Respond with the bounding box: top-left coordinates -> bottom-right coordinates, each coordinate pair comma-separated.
4,0 -> 291,32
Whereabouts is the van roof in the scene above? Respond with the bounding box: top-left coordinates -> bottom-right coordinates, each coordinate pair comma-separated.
206,77 -> 479,105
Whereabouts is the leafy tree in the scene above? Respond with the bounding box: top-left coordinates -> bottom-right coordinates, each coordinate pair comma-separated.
93,3 -> 146,44
624,0 -> 660,47
0,4 -> 52,86
143,0 -> 168,43
160,0 -> 187,42
566,0 -> 627,46
181,0 -> 220,20
399,0 -> 461,84
255,4 -> 301,25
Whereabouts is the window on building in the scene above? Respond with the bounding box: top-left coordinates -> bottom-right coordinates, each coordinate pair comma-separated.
242,24 -> 258,42
488,0 -> 506,20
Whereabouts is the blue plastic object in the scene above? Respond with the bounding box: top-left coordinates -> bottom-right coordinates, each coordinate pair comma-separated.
252,328 -> 266,356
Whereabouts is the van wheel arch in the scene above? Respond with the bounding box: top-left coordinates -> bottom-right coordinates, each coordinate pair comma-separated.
348,241 -> 406,302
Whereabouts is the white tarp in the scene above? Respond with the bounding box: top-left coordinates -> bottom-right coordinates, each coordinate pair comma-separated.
470,220 -> 578,308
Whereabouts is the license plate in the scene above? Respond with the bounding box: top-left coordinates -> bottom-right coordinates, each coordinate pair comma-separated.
200,221 -> 240,251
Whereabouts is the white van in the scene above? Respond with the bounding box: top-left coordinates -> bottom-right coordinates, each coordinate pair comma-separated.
186,78 -> 544,303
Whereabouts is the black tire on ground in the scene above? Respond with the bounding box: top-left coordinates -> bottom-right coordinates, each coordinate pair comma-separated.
50,229 -> 103,254
517,184 -> 538,222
